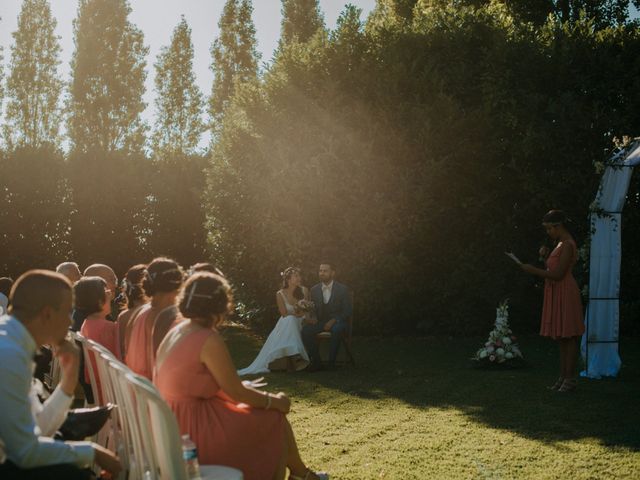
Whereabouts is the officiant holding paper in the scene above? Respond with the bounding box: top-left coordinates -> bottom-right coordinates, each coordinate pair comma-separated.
516,210 -> 584,393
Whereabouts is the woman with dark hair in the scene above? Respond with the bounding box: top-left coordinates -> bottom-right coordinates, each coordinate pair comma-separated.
125,258 -> 183,380
77,276 -> 120,403
519,210 -> 585,392
189,262 -> 225,277
116,264 -> 148,358
154,272 -> 327,480
0,277 -> 13,315
238,268 -> 311,375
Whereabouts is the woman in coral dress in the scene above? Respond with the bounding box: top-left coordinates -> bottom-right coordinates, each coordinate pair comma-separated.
154,272 -> 327,480
116,264 -> 148,359
76,276 -> 120,404
520,210 -> 585,392
125,257 -> 183,380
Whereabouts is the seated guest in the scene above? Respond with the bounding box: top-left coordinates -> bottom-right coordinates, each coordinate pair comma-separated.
77,277 -> 120,404
155,272 -> 327,480
55,263 -> 82,284
116,264 -> 148,358
302,263 -> 352,371
0,277 -> 14,316
83,264 -> 123,322
125,258 -> 183,379
151,302 -> 181,361
0,270 -> 121,479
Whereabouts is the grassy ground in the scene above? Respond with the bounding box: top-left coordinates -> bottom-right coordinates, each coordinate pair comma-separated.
224,325 -> 640,479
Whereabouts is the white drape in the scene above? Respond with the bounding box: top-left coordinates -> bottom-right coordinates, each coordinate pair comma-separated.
581,141 -> 640,378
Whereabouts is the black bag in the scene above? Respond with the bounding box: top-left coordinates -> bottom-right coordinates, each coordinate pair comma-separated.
55,404 -> 115,441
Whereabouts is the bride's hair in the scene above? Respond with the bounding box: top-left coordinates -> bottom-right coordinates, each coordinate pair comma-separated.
178,272 -> 233,328
281,267 -> 304,300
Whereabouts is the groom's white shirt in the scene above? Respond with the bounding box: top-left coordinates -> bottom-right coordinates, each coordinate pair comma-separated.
322,281 -> 334,304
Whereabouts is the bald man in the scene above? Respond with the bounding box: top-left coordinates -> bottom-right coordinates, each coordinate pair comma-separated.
83,264 -> 117,296
55,263 -> 82,284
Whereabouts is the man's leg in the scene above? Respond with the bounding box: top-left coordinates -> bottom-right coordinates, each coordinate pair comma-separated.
302,323 -> 323,365
328,322 -> 348,366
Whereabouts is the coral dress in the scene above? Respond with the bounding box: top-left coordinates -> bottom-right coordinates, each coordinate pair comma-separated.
81,314 -> 120,403
540,239 -> 585,339
154,324 -> 286,480
125,304 -> 153,379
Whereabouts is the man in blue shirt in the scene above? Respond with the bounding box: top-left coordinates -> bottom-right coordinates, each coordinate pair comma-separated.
0,270 -> 121,479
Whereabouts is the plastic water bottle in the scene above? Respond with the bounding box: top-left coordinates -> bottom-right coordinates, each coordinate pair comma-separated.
181,434 -> 201,479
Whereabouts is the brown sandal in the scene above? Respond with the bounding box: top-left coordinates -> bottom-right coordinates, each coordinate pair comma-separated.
289,469 -> 329,480
557,378 -> 577,393
547,377 -> 564,391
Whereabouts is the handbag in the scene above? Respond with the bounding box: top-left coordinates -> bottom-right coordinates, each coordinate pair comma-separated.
55,403 -> 115,441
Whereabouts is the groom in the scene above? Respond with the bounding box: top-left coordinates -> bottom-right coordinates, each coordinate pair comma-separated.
302,263 -> 352,370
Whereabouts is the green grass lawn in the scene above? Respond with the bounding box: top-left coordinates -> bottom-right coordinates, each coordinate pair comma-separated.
225,324 -> 640,479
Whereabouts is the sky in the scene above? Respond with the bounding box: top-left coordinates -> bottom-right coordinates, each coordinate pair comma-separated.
0,0 -> 377,134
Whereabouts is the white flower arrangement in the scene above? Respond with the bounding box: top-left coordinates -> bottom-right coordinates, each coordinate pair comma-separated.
474,300 -> 524,366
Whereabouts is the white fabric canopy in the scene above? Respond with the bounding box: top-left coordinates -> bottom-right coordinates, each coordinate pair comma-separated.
581,140 -> 640,378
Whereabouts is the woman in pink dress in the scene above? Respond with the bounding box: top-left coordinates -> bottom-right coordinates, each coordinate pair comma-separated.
76,276 -> 120,403
125,258 -> 183,379
154,272 -> 328,480
520,210 -> 585,392
116,264 -> 148,359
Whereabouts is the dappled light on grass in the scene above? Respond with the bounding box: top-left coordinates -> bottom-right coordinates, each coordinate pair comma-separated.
224,324 -> 640,478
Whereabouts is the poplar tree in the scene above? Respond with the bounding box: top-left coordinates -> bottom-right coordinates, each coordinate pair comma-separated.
280,0 -> 325,45
209,0 -> 260,134
0,44 -> 4,121
152,16 -> 204,157
3,0 -> 63,150
67,0 -> 148,154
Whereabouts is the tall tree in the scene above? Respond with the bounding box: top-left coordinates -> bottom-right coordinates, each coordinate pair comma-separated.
67,0 -> 148,154
0,35 -> 4,122
553,0 -> 638,26
209,0 -> 260,135
280,0 -> 325,45
3,0 -> 63,150
152,16 -> 204,157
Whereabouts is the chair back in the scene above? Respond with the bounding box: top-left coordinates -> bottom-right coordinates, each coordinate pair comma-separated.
126,372 -> 191,480
72,332 -> 101,405
106,357 -> 155,480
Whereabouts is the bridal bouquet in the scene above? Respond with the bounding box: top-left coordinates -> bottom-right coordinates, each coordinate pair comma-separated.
296,299 -> 315,313
473,300 -> 524,367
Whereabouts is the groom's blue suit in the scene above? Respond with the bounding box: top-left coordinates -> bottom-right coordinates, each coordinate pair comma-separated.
302,281 -> 352,366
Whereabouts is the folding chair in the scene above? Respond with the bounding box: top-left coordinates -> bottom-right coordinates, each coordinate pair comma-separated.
125,372 -> 243,480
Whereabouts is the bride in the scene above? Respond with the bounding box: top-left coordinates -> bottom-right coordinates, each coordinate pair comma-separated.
238,267 -> 311,375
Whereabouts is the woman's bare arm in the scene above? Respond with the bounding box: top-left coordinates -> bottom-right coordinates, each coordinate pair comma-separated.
521,242 -> 574,281
200,332 -> 290,413
276,291 -> 288,316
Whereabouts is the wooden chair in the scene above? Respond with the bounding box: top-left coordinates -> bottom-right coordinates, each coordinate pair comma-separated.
316,291 -> 355,366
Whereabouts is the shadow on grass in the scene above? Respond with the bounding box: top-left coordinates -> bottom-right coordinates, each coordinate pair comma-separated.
225,323 -> 640,451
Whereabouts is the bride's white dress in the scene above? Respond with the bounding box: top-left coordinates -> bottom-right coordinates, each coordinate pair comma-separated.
238,292 -> 310,375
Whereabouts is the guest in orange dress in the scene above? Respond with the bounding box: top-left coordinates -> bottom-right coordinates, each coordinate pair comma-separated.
520,210 -> 585,392
125,258 -> 183,380
116,264 -> 148,359
76,277 -> 120,403
154,272 -> 328,480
